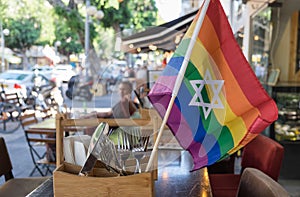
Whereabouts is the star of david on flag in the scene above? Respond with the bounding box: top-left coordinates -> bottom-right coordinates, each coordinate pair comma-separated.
189,69 -> 224,119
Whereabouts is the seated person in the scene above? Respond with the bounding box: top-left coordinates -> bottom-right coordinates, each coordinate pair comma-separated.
109,81 -> 138,118
82,81 -> 138,119
82,81 -> 139,136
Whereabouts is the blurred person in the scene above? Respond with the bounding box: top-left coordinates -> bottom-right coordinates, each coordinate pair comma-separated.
136,64 -> 148,89
124,66 -> 136,78
82,81 -> 139,136
82,81 -> 138,119
136,64 -> 148,80
134,64 -> 149,107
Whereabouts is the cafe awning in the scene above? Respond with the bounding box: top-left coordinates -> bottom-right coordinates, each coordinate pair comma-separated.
0,48 -> 22,64
121,9 -> 198,53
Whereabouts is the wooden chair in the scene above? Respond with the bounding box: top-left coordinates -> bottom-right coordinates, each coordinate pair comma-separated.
20,113 -> 56,176
237,168 -> 289,197
1,92 -> 32,113
207,153 -> 236,174
209,134 -> 285,197
40,107 -> 54,120
0,137 -> 48,197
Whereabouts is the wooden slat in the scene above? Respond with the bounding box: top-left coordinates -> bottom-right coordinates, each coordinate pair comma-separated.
61,118 -> 152,128
36,158 -> 56,165
28,138 -> 56,144
54,163 -> 154,197
4,92 -> 33,111
20,113 -> 36,119
21,119 -> 38,127
25,129 -> 56,135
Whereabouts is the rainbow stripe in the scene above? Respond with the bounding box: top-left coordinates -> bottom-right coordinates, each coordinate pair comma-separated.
148,0 -> 278,170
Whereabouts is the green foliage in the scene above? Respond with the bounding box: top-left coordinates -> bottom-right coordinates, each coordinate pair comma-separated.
53,19 -> 83,55
127,0 -> 158,30
1,0 -> 158,59
3,17 -> 41,52
97,0 -> 157,31
54,7 -> 84,33
3,0 -> 55,44
53,5 -> 97,54
47,0 -> 157,59
0,1 -> 8,21
98,0 -> 131,29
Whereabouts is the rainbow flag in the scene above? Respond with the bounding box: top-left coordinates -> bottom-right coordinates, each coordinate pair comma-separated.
148,0 -> 278,170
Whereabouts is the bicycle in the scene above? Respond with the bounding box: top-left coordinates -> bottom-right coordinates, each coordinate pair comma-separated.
0,102 -> 21,133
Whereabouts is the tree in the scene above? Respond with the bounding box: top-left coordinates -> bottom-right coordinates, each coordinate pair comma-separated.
2,0 -> 56,45
3,17 -> 41,69
53,18 -> 83,59
46,0 -> 157,75
98,0 -> 157,42
0,1 -> 7,21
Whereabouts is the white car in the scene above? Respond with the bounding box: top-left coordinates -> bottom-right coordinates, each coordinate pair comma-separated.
31,65 -> 53,79
0,70 -> 55,99
52,64 -> 77,83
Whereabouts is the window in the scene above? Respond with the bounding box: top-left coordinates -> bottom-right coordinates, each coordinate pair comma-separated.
250,7 -> 272,84
296,12 -> 300,74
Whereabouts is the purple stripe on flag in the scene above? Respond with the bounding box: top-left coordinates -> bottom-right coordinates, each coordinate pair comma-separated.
149,76 -> 176,95
188,141 -> 209,170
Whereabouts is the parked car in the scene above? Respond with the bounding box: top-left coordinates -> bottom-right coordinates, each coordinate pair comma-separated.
0,70 -> 56,101
52,64 -> 77,83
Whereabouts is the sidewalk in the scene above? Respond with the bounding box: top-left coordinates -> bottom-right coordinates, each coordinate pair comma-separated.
0,125 -> 42,184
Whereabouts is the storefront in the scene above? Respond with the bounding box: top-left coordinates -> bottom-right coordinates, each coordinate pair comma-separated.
230,0 -> 300,179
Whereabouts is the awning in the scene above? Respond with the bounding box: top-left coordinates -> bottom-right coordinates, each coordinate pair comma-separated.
0,48 -> 22,64
121,9 -> 198,53
5,54 -> 22,64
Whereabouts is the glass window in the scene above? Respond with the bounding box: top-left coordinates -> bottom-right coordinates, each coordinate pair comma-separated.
250,7 -> 272,83
296,11 -> 300,74
0,72 -> 29,81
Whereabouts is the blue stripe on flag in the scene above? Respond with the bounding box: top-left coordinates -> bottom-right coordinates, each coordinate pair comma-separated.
175,80 -> 207,143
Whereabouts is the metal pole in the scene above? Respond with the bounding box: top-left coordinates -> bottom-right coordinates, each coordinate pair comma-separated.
1,22 -> 5,72
84,0 -> 90,76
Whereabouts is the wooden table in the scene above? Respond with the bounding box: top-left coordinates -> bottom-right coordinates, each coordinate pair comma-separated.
27,114 -> 212,196
29,118 -> 56,130
27,150 -> 212,197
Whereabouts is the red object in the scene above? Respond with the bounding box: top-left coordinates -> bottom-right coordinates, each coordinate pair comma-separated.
14,84 -> 22,89
209,135 -> 284,197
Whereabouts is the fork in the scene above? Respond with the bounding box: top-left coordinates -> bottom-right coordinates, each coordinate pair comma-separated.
131,128 -> 150,173
117,129 -> 131,171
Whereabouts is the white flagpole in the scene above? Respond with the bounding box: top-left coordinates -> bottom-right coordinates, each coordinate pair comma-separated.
145,0 -> 212,172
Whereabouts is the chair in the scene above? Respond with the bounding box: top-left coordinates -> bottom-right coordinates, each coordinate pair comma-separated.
0,137 -> 48,197
20,113 -> 56,176
1,92 -> 32,113
40,107 -> 53,120
207,153 -> 236,174
209,134 -> 284,197
237,167 -> 289,197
